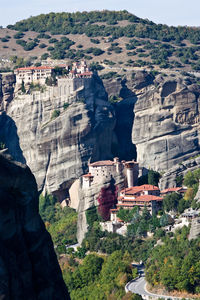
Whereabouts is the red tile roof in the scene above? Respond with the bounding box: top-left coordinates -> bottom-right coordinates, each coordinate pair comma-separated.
15,66 -> 53,71
120,185 -> 160,195
89,160 -> 115,167
134,195 -> 163,202
83,173 -> 93,178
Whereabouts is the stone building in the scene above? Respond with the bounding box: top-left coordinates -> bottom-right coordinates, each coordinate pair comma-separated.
14,66 -> 53,85
82,158 -> 139,189
110,184 -> 162,221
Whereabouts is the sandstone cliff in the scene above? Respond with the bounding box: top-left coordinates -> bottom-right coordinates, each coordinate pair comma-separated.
2,74 -> 116,200
0,150 -> 70,299
1,70 -> 200,202
132,74 -> 200,172
75,173 -> 125,243
0,73 -> 15,111
159,156 -> 200,190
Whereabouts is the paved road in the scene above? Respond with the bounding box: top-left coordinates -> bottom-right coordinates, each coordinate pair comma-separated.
127,269 -> 188,299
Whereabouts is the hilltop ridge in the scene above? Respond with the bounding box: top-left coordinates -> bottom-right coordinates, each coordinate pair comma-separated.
1,10 -> 200,73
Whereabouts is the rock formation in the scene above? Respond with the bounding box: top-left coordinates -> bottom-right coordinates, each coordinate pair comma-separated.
1,73 -> 116,200
0,150 -> 70,299
159,156 -> 200,190
0,73 -> 15,111
132,75 -> 200,172
75,172 -> 125,243
189,217 -> 200,240
1,70 -> 200,203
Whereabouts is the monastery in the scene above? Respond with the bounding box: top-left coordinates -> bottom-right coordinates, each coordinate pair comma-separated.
82,158 -> 139,189
14,66 -> 53,85
110,185 -> 163,222
14,60 -> 92,85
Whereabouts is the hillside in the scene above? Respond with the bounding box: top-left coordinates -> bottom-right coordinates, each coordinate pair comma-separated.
1,10 -> 200,73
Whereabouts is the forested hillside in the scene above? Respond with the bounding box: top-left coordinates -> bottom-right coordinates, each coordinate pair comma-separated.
1,10 -> 200,71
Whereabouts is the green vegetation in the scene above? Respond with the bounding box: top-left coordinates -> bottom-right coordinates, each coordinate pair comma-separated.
0,142 -> 6,150
21,80 -> 26,93
90,38 -> 100,44
146,226 -> 200,294
29,82 -> 45,92
108,95 -> 123,103
162,192 -> 187,213
39,43 -> 47,48
13,32 -> 25,39
63,102 -> 70,110
8,11 -> 200,45
41,53 -> 49,60
39,193 -> 77,249
51,109 -> 60,119
138,170 -> 161,186
63,251 -> 134,300
1,37 -> 9,42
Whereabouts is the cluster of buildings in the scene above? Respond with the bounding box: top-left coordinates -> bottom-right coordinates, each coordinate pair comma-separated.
14,60 -> 92,85
14,66 -> 53,85
110,185 -> 162,221
81,158 -> 189,226
82,158 -> 163,221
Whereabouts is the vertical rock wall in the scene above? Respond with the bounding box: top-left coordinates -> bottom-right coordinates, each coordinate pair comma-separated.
0,151 -> 70,299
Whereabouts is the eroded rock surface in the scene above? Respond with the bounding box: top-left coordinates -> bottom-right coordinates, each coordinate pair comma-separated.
3,74 -> 116,199
0,73 -> 15,111
76,173 -> 125,243
159,156 -> 200,190
132,76 -> 200,172
0,151 -> 70,300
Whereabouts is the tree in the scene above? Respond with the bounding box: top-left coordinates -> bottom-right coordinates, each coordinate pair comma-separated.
163,192 -> 182,212
183,171 -> 196,187
97,184 -> 118,221
148,170 -> 160,186
21,80 -> 26,93
51,109 -> 60,119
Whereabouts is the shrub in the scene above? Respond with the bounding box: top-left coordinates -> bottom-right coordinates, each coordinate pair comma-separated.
51,109 -> 60,119
63,103 -> 69,110
13,32 -> 24,39
39,43 -> 47,48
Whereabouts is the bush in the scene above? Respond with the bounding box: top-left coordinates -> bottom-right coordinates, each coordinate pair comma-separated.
39,43 -> 47,48
63,103 -> 69,110
1,37 -> 9,42
41,53 -> 49,60
51,109 -> 60,119
13,32 -> 25,39
92,48 -> 104,56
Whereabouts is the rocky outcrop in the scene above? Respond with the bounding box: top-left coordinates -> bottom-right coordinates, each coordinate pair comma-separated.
76,173 -> 125,243
3,74 -> 116,199
0,73 -> 15,111
189,217 -> 200,240
159,156 -> 200,190
132,75 -> 200,172
0,150 -> 70,299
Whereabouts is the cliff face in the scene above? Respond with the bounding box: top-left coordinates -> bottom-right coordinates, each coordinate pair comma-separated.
3,74 -> 116,199
1,71 -> 200,200
159,156 -> 200,190
132,75 -> 200,172
75,173 -> 125,243
0,73 -> 15,111
0,151 -> 70,300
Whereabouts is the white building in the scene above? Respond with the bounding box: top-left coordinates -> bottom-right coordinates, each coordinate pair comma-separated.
14,66 -> 53,85
82,158 -> 139,189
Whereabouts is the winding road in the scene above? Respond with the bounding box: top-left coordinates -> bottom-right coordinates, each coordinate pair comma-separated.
126,267 -> 189,299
